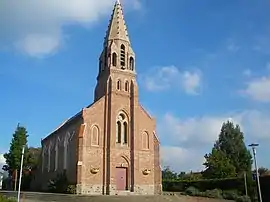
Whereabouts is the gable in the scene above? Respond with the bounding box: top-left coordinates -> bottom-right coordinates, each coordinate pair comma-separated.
139,104 -> 154,120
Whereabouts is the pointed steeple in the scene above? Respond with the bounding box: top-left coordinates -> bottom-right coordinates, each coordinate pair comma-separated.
104,0 -> 130,46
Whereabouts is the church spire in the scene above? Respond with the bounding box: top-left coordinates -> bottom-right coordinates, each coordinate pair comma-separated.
104,0 -> 130,46
94,0 -> 136,101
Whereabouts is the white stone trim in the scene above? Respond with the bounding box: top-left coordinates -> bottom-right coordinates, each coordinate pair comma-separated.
77,161 -> 82,166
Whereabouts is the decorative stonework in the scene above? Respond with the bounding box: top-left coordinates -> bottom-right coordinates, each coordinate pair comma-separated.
90,167 -> 100,174
133,185 -> 155,195
76,184 -> 103,195
142,169 -> 151,175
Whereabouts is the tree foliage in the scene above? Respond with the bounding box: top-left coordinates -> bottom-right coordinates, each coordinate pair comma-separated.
203,148 -> 236,179
162,166 -> 178,180
26,147 -> 41,170
203,121 -> 252,179
2,124 -> 29,175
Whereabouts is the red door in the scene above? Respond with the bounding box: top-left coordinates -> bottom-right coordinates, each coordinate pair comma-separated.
116,167 -> 127,190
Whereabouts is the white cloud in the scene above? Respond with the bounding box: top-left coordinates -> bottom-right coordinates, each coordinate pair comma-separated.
242,76 -> 270,102
159,113 -> 237,146
161,146 -> 204,172
0,0 -> 139,57
0,154 -> 4,164
0,154 -> 5,172
158,110 -> 270,172
142,66 -> 202,95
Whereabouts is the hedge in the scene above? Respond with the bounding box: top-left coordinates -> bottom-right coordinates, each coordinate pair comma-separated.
162,177 -> 251,194
163,176 -> 270,201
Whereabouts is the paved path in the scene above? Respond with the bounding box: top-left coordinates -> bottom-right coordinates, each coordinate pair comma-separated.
0,191 -> 233,202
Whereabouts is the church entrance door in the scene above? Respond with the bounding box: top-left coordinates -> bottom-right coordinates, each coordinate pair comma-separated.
116,167 -> 127,190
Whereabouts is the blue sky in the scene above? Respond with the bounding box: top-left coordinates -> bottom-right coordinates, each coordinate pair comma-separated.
1,0 -> 270,172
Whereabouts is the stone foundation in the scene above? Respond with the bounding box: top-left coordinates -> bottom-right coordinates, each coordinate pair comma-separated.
107,184 -> 117,195
76,184 -> 156,195
133,185 -> 155,195
76,184 -> 103,195
154,184 -> 163,195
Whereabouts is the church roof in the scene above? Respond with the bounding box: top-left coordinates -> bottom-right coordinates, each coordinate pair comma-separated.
42,103 -> 94,142
104,0 -> 130,45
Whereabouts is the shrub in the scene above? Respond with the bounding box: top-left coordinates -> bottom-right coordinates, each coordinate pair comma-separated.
205,189 -> 223,199
66,185 -> 76,194
222,190 -> 239,200
185,186 -> 199,196
197,192 -> 207,197
0,195 -> 16,202
47,171 -> 69,193
163,177 -> 246,194
235,195 -> 251,202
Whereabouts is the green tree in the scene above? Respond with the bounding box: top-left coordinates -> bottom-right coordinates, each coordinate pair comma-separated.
203,121 -> 252,178
2,124 -> 29,185
162,166 -> 178,180
203,148 -> 236,179
26,147 -> 41,170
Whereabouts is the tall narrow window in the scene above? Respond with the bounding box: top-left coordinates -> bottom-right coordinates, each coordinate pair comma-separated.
125,81 -> 129,92
108,54 -> 111,67
91,125 -> 99,146
117,121 -> 121,143
117,80 -> 121,90
42,148 -> 45,173
120,44 -> 125,66
123,122 -> 128,144
55,142 -> 58,171
112,52 -> 117,66
116,112 -> 129,145
129,57 -> 134,70
63,137 -> 68,170
142,132 -> 149,149
48,144 -> 51,172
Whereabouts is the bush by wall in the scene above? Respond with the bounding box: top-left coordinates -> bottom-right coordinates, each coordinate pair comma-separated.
47,171 -> 76,194
163,177 -> 247,194
0,195 -> 16,202
183,186 -> 251,202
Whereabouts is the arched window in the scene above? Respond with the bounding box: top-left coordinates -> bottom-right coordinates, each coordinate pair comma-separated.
55,141 -> 58,171
112,52 -> 117,66
123,122 -> 128,144
63,136 -> 68,170
120,44 -> 125,66
142,132 -> 149,149
117,80 -> 121,90
108,54 -> 111,67
125,81 -> 129,92
42,147 -> 46,173
116,112 -> 128,145
129,57 -> 134,70
91,125 -> 100,146
117,121 -> 121,143
48,143 -> 51,172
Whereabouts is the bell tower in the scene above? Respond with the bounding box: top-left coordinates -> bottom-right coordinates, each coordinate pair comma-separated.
94,0 -> 136,101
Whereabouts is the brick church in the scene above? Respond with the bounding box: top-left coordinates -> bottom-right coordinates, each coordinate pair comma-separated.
34,0 -> 162,195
